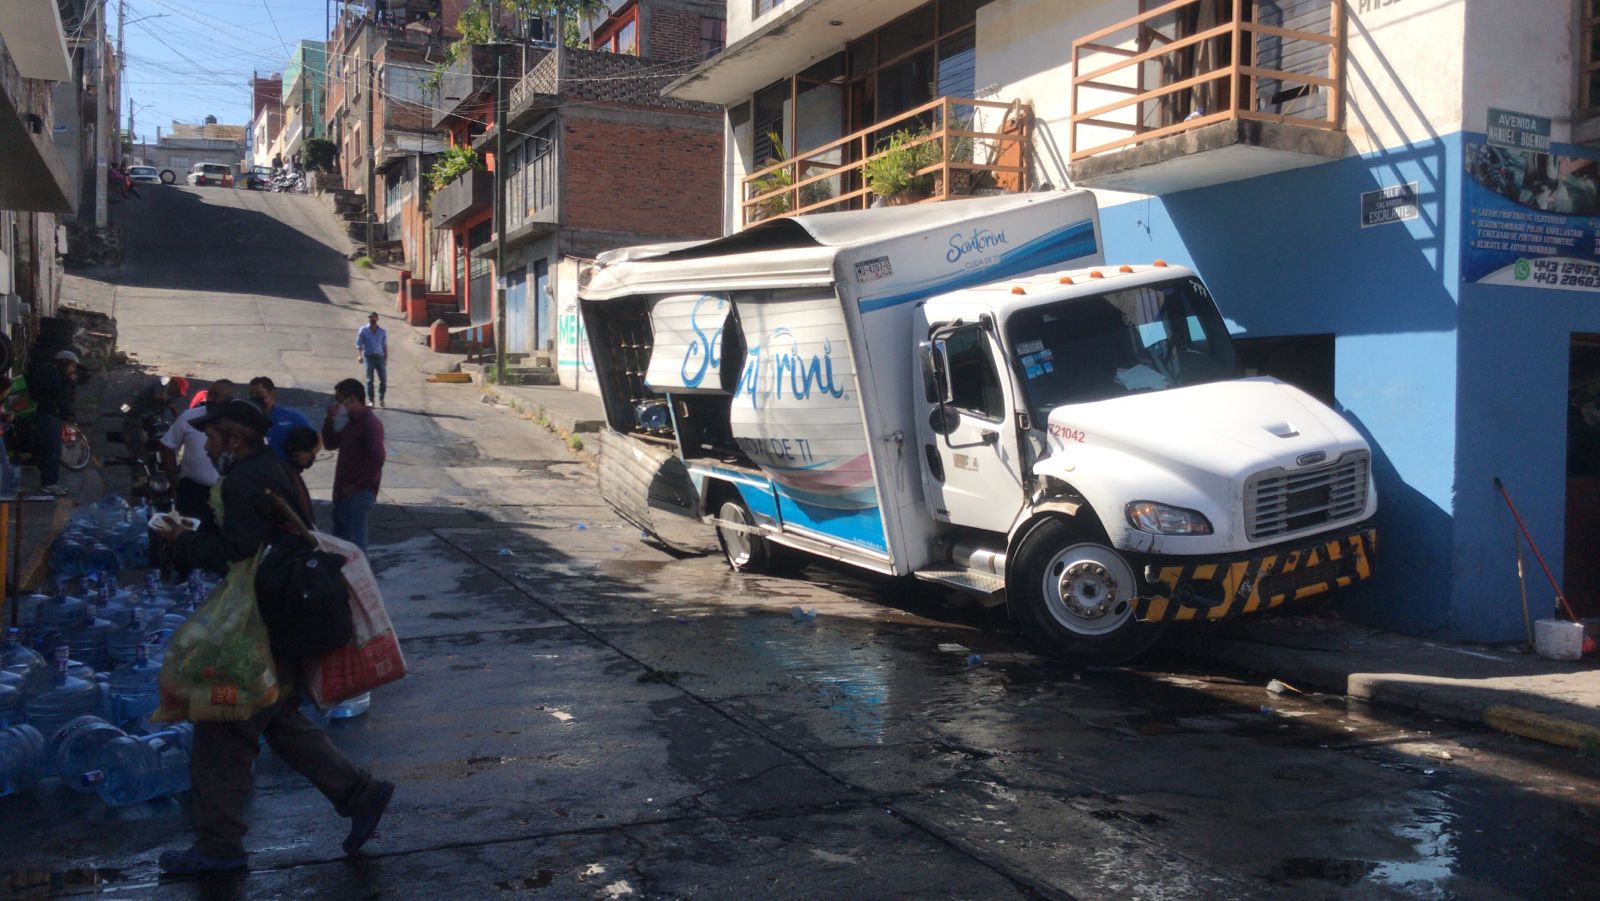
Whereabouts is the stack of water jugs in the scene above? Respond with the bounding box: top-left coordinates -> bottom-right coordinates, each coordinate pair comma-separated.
0,494 -> 283,807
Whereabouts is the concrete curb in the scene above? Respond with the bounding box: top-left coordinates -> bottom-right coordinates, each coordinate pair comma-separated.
1483,705 -> 1600,750
481,383 -> 599,469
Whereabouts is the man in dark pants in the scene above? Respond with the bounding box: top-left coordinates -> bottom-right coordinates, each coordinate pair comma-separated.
157,399 -> 394,875
159,379 -> 233,531
30,350 -> 78,496
322,378 -> 385,552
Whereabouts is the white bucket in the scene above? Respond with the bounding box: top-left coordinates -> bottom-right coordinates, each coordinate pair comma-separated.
1534,618 -> 1586,661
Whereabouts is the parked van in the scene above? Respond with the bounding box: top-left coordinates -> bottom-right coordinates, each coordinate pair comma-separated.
185,163 -> 233,187
579,191 -> 1377,661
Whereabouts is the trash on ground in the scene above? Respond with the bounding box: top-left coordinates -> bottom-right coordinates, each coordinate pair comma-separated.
573,523 -> 588,531
1265,679 -> 1302,695
497,548 -> 515,556
965,654 -> 984,668
790,606 -> 817,621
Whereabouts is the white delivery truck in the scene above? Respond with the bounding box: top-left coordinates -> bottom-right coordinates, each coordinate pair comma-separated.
580,191 -> 1376,661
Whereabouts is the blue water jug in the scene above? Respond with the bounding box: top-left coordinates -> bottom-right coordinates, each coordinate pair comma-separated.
107,643 -> 161,730
85,544 -> 120,581
64,606 -> 114,672
2,628 -> 51,694
47,715 -> 125,789
0,682 -> 23,727
106,609 -> 150,668
24,647 -> 100,741
47,538 -> 86,581
0,724 -> 45,797
80,726 -> 193,806
34,582 -> 86,630
328,692 -> 371,720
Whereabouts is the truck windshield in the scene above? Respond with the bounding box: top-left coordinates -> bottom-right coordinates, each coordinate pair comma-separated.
1005,276 -> 1238,419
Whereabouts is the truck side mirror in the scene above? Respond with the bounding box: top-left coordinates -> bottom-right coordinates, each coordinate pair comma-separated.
919,340 -> 953,405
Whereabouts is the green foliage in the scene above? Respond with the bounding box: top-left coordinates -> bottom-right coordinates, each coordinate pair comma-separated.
354,256 -> 375,269
747,132 -> 794,220
864,128 -> 942,199
299,138 -> 337,173
567,434 -> 584,452
429,144 -> 482,192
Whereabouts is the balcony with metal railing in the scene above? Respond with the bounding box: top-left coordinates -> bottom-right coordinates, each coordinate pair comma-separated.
739,96 -> 1030,229
1067,0 -> 1345,195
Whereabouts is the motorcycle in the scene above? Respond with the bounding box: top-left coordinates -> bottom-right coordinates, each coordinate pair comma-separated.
111,404 -> 175,510
3,375 -> 92,472
269,169 -> 307,194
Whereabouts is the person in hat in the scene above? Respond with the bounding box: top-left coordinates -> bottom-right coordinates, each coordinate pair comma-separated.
355,312 -> 387,407
30,350 -> 79,495
155,398 -> 394,875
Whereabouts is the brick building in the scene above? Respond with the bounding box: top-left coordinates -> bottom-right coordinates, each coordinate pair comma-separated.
422,25 -> 724,381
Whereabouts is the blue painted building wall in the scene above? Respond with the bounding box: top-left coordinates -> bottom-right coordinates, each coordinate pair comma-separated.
1098,134 -> 1478,637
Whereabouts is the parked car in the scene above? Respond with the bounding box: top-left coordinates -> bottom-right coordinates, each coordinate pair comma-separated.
239,166 -> 273,190
185,163 -> 234,187
126,165 -> 162,185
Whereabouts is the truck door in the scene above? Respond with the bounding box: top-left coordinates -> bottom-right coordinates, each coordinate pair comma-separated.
915,322 -> 1025,534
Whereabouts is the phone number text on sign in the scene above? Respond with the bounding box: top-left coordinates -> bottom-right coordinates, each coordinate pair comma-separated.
1525,258 -> 1600,290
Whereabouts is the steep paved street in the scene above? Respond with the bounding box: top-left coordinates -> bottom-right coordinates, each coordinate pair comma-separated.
6,184 -> 1600,899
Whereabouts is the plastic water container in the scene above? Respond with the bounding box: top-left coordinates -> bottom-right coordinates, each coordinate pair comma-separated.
92,495 -> 130,530
85,544 -> 120,581
81,728 -> 192,806
47,715 -> 125,789
47,538 -> 86,581
0,725 -> 45,797
0,682 -> 23,727
24,647 -> 101,741
15,591 -> 50,627
34,583 -> 86,631
327,692 -> 371,720
107,643 -> 161,730
141,573 -> 180,608
2,629 -> 51,694
64,606 -> 114,672
106,609 -> 150,668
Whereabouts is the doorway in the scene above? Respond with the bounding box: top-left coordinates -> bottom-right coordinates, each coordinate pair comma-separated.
1565,334 -> 1600,617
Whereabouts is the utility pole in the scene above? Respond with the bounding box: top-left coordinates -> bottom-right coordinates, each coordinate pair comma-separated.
93,0 -> 111,227
365,49 -> 375,260
493,45 -> 507,385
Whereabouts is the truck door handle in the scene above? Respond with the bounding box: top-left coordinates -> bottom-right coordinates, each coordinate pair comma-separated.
981,430 -> 999,445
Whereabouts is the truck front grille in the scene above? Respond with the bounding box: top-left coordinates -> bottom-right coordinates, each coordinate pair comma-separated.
1245,451 -> 1370,541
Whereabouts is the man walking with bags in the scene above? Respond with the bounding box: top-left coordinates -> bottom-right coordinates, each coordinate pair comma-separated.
322,378 -> 385,552
156,398 -> 393,875
355,312 -> 387,407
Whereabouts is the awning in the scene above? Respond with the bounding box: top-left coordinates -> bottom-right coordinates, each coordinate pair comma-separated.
0,0 -> 71,82
644,293 -> 736,394
664,0 -> 925,105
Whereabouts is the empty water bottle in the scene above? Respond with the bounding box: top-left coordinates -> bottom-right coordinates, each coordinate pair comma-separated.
64,606 -> 114,672
85,544 -> 120,581
107,643 -> 161,730
24,647 -> 100,741
0,725 -> 45,797
2,629 -> 51,694
80,727 -> 192,806
34,582 -> 86,630
0,682 -> 23,727
15,591 -> 50,627
327,691 -> 371,719
106,609 -> 150,668
47,715 -> 125,789
92,495 -> 130,530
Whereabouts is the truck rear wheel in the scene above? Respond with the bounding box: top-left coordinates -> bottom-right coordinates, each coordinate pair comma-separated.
714,492 -> 795,575
1012,519 -> 1162,663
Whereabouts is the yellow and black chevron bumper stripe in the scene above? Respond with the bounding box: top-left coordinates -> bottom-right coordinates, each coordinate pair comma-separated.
1134,527 -> 1376,624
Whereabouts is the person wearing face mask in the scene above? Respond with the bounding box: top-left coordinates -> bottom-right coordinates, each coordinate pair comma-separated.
160,379 -> 234,530
321,378 -> 385,552
249,376 -> 312,464
282,425 -> 322,526
155,398 -> 394,875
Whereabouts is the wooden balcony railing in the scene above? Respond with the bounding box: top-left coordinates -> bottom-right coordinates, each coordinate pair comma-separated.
740,96 -> 1031,229
1069,0 -> 1343,162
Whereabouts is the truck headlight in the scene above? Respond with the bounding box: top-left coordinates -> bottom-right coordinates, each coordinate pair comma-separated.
1126,501 -> 1213,535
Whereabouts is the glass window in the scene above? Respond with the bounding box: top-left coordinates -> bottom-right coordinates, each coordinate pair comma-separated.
753,81 -> 789,165
700,17 -> 726,59
755,0 -> 786,15
616,20 -> 636,54
939,0 -> 982,33
877,50 -> 935,119
942,326 -> 1005,420
1006,277 -> 1239,418
936,30 -> 976,100
847,35 -> 875,77
880,6 -> 936,62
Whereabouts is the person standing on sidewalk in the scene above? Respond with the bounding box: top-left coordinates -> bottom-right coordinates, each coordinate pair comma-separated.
30,350 -> 79,496
355,312 -> 387,407
155,399 -> 393,875
321,378 -> 385,552
159,378 -> 234,530
249,376 -> 312,463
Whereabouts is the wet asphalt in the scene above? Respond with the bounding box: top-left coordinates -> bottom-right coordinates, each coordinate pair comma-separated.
4,186 -> 1599,899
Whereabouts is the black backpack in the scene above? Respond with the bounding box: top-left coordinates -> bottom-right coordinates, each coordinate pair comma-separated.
256,536 -> 355,658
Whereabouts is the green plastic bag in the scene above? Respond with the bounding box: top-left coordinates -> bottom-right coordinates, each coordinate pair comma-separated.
153,554 -> 279,723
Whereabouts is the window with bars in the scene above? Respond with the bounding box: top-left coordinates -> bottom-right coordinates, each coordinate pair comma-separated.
755,0 -> 786,15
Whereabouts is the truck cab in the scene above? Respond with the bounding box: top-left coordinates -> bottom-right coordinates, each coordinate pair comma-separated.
915,263 -> 1376,659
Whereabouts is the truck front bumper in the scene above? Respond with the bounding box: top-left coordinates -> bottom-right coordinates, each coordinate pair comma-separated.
1132,524 -> 1377,624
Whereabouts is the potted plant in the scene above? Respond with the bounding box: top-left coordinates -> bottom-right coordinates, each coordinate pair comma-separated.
864,128 -> 942,205
747,132 -> 797,221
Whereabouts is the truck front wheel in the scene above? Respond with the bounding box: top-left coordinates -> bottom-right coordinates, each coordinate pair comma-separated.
1012,519 -> 1162,663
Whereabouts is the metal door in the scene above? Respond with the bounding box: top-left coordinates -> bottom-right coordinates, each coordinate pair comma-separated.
534,258 -> 551,351
505,269 -> 530,354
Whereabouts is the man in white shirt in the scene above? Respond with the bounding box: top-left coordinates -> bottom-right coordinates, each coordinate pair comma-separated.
160,378 -> 234,529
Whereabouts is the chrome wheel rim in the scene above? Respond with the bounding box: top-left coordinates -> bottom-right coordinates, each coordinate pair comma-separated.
718,501 -> 753,569
1040,543 -> 1136,636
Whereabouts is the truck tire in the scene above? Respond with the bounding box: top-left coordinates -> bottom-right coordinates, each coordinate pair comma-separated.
713,490 -> 795,575
1011,518 -> 1162,663
159,169 -> 176,184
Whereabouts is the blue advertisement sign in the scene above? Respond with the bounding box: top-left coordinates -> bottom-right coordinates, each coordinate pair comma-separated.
1463,136 -> 1600,289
